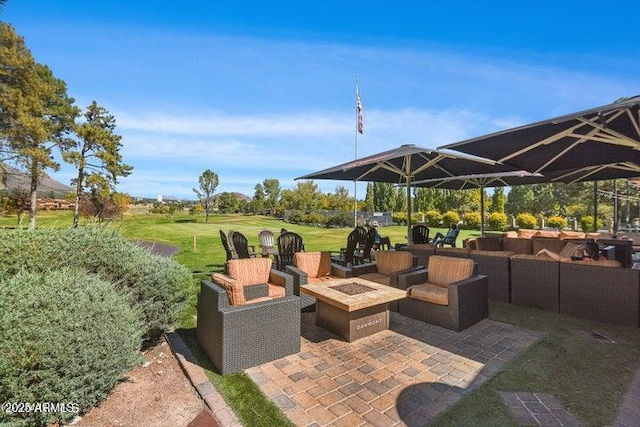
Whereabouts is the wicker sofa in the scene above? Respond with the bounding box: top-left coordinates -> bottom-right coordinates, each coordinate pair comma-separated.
197,258 -> 301,374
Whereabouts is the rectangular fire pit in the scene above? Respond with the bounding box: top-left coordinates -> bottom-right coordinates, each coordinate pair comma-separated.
301,278 -> 407,342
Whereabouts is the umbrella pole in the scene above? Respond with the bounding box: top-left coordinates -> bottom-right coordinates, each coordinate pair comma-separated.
407,177 -> 412,244
480,186 -> 485,237
593,180 -> 598,232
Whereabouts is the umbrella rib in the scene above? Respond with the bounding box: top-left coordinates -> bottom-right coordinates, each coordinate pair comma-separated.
498,124 -> 582,163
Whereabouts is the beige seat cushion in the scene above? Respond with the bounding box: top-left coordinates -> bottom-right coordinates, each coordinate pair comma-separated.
427,256 -> 474,288
358,272 -> 390,286
267,284 -> 286,298
294,251 -> 331,278
407,283 -> 448,305
374,251 -> 414,276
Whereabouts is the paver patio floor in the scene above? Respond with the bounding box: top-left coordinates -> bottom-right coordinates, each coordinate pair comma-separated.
246,311 -> 542,426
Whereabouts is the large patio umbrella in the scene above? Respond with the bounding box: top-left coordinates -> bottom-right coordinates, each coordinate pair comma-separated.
546,162 -> 640,232
411,171 -> 546,236
439,96 -> 640,174
296,144 -> 518,242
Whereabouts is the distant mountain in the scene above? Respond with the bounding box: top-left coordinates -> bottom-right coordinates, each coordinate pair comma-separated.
0,164 -> 72,197
211,192 -> 252,202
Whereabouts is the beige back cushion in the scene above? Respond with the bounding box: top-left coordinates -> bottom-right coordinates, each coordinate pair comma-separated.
560,230 -> 586,240
375,250 -> 414,276
227,257 -> 272,285
518,229 -> 538,239
428,255 -> 475,288
294,251 -> 331,278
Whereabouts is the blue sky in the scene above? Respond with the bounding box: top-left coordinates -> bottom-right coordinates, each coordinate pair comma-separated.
3,1 -> 640,199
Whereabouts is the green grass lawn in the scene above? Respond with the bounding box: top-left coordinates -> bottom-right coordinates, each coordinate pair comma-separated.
3,210 -> 639,426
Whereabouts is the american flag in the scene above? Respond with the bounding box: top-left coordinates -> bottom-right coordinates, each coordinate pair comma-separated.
356,90 -> 364,134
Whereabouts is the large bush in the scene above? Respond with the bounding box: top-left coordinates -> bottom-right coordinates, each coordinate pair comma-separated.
0,228 -> 192,338
580,216 -> 603,232
441,210 -> 460,227
393,212 -> 407,225
424,210 -> 442,227
546,216 -> 567,230
515,212 -> 538,229
487,212 -> 508,231
0,268 -> 143,426
463,212 -> 481,230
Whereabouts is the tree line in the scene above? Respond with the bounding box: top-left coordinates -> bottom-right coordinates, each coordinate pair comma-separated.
0,23 -> 131,228
194,170 -> 639,230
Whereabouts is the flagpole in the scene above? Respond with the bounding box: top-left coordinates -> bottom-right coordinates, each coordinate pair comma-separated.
354,76 -> 360,227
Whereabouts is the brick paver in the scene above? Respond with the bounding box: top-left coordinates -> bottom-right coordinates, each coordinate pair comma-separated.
499,392 -> 583,426
613,366 -> 640,427
246,312 -> 541,426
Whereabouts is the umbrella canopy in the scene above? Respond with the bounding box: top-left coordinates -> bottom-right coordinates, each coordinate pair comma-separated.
440,96 -> 640,173
296,144 -> 518,242
546,162 -> 640,184
411,171 -> 546,236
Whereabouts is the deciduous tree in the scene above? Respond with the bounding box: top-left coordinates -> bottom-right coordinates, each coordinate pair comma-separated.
193,169 -> 218,222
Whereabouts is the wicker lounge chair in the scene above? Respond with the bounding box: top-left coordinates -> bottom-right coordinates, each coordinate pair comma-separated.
276,231 -> 305,271
196,257 -> 300,375
286,251 -> 352,310
397,255 -> 488,331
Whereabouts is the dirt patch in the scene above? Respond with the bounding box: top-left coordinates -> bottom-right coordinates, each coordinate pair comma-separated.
75,339 -> 204,427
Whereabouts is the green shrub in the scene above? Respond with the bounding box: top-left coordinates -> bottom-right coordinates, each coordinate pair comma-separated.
546,216 -> 568,230
287,210 -> 304,223
516,212 -> 538,229
0,268 -> 143,426
0,228 -> 192,338
463,212 -> 481,230
392,212 -> 407,225
424,210 -> 442,227
303,212 -> 326,225
487,212 -> 508,231
326,211 -> 352,227
441,210 -> 460,227
580,216 -> 603,232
